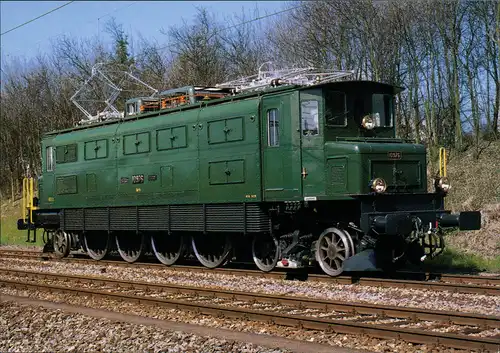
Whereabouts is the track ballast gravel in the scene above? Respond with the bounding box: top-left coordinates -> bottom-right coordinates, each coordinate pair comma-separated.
0,285 -> 478,353
0,298 -> 299,353
0,257 -> 497,317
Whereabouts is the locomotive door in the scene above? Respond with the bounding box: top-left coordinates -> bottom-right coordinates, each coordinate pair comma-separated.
299,88 -> 325,199
261,94 -> 302,201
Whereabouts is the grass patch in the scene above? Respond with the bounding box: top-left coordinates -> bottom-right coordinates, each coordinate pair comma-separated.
407,247 -> 500,274
0,202 -> 44,247
0,219 -> 44,247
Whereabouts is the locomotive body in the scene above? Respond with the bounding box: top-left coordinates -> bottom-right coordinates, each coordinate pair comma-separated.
19,77 -> 481,275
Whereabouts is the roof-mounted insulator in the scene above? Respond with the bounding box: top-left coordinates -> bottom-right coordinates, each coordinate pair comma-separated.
215,62 -> 355,93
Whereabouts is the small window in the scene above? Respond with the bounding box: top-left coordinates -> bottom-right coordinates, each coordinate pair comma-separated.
46,146 -> 54,172
325,91 -> 347,126
301,100 -> 319,136
267,109 -> 279,146
127,103 -> 136,115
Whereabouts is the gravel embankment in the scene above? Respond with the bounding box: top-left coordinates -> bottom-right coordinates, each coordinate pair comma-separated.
0,286 -> 470,353
0,257 -> 498,317
0,298 -> 294,353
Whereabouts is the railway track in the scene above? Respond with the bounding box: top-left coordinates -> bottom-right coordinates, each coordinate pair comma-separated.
0,249 -> 499,295
0,267 -> 498,351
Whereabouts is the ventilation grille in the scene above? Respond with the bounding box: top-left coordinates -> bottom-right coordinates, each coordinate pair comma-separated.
60,203 -> 269,233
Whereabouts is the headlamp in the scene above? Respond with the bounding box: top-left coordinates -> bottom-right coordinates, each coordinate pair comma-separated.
438,177 -> 451,193
362,115 -> 376,130
371,178 -> 387,193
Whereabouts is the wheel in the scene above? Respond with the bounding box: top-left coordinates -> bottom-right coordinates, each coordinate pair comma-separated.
115,232 -> 145,263
53,229 -> 70,258
252,233 -> 280,272
191,233 -> 232,269
315,227 -> 351,276
341,229 -> 356,256
151,232 -> 185,266
84,231 -> 110,261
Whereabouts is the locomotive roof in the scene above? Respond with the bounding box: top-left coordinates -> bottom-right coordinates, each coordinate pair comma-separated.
322,80 -> 404,95
44,80 -> 403,137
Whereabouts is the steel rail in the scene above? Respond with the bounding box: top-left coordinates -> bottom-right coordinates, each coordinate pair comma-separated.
0,250 -> 498,295
0,277 -> 498,351
423,272 -> 500,286
1,267 -> 498,329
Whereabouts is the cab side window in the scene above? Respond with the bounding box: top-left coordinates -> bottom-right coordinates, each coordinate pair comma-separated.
301,100 -> 319,136
267,108 -> 279,146
46,146 -> 54,172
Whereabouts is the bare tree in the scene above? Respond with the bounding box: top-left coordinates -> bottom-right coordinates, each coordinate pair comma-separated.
135,35 -> 171,89
164,8 -> 227,86
2,0 -> 499,200
219,7 -> 271,79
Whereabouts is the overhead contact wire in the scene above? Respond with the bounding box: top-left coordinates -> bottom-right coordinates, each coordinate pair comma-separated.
131,4 -> 301,61
1,1 -> 75,36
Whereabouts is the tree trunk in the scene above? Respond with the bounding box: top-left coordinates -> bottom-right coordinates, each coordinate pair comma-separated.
10,175 -> 15,201
412,69 -> 421,143
430,49 -> 437,145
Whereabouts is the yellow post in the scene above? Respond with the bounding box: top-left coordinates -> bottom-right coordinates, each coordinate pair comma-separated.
439,147 -> 447,178
29,178 -> 34,223
20,177 -> 38,223
21,178 -> 27,219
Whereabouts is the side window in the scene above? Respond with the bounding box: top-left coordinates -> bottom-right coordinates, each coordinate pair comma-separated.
267,109 -> 279,147
55,144 -> 78,163
46,146 -> 54,172
207,117 -> 244,145
301,100 -> 319,136
85,139 -> 108,160
157,126 -> 187,150
123,132 -> 150,155
325,91 -> 347,126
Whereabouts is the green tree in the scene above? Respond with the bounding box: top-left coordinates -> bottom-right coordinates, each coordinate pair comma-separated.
105,17 -> 134,67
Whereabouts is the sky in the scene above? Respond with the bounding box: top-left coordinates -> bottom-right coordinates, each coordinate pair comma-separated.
0,1 -> 284,66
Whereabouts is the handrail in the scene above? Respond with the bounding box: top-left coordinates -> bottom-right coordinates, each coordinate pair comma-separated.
21,177 -> 37,224
439,147 -> 447,178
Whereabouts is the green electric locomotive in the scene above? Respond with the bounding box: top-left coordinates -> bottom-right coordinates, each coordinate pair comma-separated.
18,66 -> 481,276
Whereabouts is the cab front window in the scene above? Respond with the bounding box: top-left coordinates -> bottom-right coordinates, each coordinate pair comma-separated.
325,90 -> 347,127
371,94 -> 393,127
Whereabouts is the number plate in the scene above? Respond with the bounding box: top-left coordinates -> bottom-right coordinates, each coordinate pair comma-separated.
132,174 -> 144,184
388,151 -> 402,160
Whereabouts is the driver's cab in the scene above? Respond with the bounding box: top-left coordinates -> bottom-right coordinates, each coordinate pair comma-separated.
297,81 -> 406,198
309,81 -> 401,140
